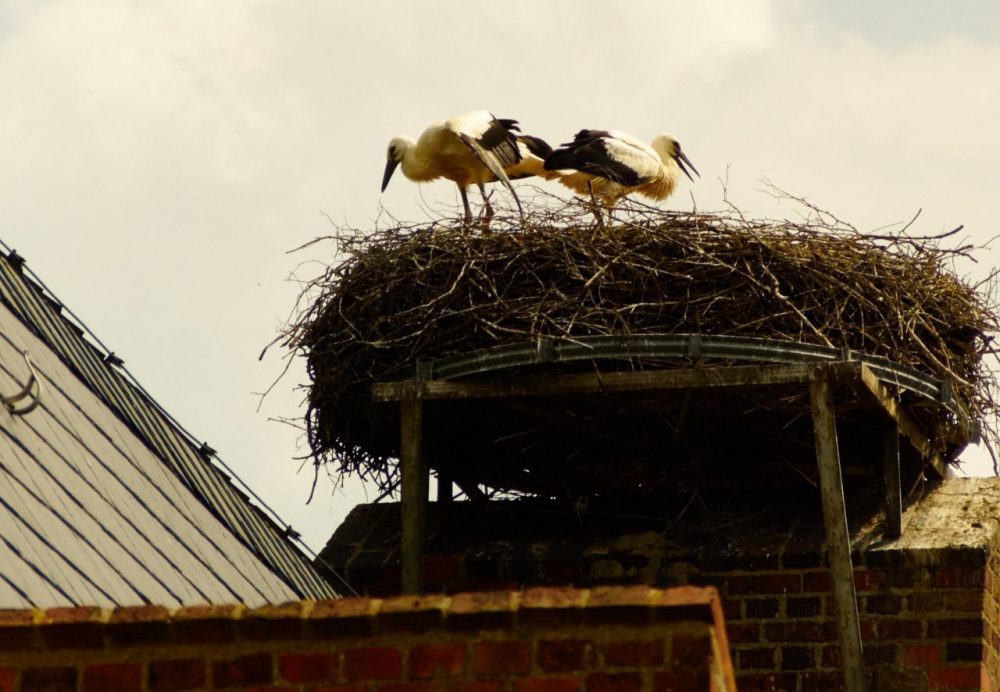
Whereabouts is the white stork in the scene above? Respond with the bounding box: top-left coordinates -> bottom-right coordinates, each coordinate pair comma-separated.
382,111 -> 550,223
544,130 -> 699,224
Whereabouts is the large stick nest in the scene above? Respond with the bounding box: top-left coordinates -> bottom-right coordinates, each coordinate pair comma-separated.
284,199 -> 1000,499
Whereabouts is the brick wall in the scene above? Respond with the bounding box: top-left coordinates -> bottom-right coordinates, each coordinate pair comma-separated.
320,479 -> 1000,691
0,585 -> 734,691
982,525 -> 1000,691
704,558 -> 984,691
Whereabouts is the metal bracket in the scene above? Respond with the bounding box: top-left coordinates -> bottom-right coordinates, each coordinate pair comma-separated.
3,351 -> 43,416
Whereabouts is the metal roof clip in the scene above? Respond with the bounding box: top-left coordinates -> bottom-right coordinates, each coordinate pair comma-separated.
3,351 -> 43,416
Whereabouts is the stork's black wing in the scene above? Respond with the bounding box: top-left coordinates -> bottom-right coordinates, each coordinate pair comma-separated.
544,131 -> 646,186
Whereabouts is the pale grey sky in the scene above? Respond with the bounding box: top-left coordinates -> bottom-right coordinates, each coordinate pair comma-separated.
1,1 -> 998,552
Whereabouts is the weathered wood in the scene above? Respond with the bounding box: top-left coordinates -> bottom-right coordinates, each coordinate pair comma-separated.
810,375 -> 865,692
400,385 -> 426,595
373,362 -> 862,402
853,364 -> 947,477
882,425 -> 902,539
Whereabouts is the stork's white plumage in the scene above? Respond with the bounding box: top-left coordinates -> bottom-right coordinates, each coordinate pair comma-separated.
544,130 -> 699,216
382,111 -> 547,222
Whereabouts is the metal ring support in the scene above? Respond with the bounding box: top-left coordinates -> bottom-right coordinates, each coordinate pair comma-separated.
418,333 -> 972,433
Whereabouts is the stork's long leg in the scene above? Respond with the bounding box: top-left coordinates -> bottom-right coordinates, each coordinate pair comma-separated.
587,180 -> 605,229
506,183 -> 525,222
476,182 -> 494,221
458,185 -> 473,223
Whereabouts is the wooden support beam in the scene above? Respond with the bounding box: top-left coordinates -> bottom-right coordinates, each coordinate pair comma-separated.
400,384 -> 427,595
882,425 -> 902,539
373,362 -> 861,403
853,364 -> 947,478
810,375 -> 865,692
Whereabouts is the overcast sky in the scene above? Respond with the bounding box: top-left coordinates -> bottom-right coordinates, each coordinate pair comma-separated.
2,1 -> 999,553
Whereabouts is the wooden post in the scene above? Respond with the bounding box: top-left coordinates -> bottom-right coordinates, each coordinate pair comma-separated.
882,425 -> 902,539
437,472 -> 453,503
809,376 -> 865,692
400,382 -> 427,595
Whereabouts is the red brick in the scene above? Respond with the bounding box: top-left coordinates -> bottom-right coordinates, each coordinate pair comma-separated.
171,617 -> 238,645
927,618 -> 982,639
0,669 -> 14,692
43,606 -> 105,624
780,646 -> 814,671
905,643 -> 942,666
728,575 -> 800,595
946,642 -> 982,663
588,585 -> 654,607
0,610 -> 34,626
764,620 -> 835,643
450,591 -> 517,615
744,598 -> 780,619
934,566 -> 984,589
149,658 -> 206,691
908,592 -> 944,612
652,669 -> 710,691
758,574 -> 801,594
944,590 -> 984,612
21,667 -> 77,692
521,587 -> 588,610
279,653 -> 338,683
212,653 -> 273,688
344,647 -> 402,681
537,639 -> 593,672
865,594 -> 902,615
39,622 -> 104,650
409,643 -> 466,678
110,604 -> 171,624
853,569 -> 881,592
375,684 -> 435,692
799,670 -> 845,692
721,598 -> 741,620
738,646 -> 775,669
927,666 -> 981,689
585,672 -> 641,692
243,607 -> 304,641
447,683 -> 502,692
473,641 -> 531,675
736,672 -> 798,692
861,617 -> 922,640
786,596 -> 822,618
514,678 -> 581,692
600,639 -> 663,667
82,664 -> 142,692
672,634 -> 711,667
310,687 -> 365,692
309,598 -> 377,620
802,571 -> 832,592
725,622 -> 760,644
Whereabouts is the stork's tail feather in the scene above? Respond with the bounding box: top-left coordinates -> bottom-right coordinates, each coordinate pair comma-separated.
544,148 -> 581,171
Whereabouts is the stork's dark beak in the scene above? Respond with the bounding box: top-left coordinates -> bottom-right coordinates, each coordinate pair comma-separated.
676,150 -> 699,182
381,158 -> 400,192
676,150 -> 701,182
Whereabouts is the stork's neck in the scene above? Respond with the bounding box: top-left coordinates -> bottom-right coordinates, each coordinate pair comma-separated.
398,137 -> 437,182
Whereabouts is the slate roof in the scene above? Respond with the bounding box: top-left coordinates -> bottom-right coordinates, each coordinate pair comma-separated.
0,246 -> 337,607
